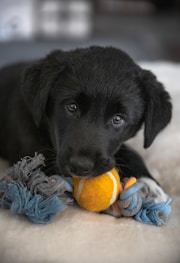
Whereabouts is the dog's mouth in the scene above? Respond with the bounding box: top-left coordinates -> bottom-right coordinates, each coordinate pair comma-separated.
62,170 -> 102,178
57,157 -> 116,178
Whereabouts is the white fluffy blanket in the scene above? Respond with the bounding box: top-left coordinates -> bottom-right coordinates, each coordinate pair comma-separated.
0,62 -> 180,263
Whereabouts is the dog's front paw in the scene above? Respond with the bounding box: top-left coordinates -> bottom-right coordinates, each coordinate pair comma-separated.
137,177 -> 169,203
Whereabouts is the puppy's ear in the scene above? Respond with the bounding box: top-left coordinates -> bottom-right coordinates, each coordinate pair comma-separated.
142,70 -> 172,148
22,51 -> 66,126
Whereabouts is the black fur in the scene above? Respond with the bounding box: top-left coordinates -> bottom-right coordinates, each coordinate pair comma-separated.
0,46 -> 172,180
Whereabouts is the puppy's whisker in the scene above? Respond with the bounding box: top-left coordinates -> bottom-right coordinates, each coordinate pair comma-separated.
44,166 -> 56,175
38,147 -> 56,155
115,157 -> 126,162
116,163 -> 129,169
115,158 -> 129,167
45,158 -> 56,164
45,160 -> 56,168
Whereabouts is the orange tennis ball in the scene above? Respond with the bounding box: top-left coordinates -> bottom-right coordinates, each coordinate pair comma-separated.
73,168 -> 121,212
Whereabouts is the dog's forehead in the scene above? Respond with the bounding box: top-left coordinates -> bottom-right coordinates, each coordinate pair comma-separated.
67,46 -> 141,83
57,59 -> 142,104
58,70 -> 140,103
80,68 -> 140,99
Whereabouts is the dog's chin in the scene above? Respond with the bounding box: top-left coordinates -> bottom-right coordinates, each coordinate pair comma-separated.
60,169 -> 99,178
57,156 -> 116,178
58,165 -> 113,178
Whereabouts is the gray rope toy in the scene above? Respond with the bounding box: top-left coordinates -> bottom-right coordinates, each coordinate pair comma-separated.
0,153 -> 72,223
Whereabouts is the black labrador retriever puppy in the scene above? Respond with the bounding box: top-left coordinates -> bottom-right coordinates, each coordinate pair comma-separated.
0,46 -> 172,203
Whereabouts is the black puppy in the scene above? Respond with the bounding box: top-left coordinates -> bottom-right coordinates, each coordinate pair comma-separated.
0,46 -> 172,203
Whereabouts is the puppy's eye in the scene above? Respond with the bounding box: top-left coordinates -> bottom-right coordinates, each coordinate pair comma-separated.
110,115 -> 124,127
65,102 -> 78,115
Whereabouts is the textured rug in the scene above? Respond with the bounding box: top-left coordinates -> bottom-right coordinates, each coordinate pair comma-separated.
0,62 -> 179,263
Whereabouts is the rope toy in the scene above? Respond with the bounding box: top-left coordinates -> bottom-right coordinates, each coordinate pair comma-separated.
0,153 -> 171,225
0,154 -> 72,224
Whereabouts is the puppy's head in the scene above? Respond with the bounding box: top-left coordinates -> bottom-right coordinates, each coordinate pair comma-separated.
22,47 -> 172,177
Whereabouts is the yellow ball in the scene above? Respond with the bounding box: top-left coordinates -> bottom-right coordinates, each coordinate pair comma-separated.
73,168 -> 121,212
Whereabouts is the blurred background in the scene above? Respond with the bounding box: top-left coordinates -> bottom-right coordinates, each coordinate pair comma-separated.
0,0 -> 180,66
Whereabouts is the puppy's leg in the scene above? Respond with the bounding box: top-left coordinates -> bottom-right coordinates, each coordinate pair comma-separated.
115,145 -> 168,203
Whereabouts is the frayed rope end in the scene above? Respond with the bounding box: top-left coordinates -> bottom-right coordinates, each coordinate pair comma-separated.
134,198 -> 172,226
0,181 -> 69,224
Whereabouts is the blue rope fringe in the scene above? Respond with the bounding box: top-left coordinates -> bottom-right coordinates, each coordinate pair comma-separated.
0,182 -> 67,224
135,198 -> 172,226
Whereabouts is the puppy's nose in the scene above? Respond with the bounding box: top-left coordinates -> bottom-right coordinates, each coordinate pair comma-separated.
69,156 -> 94,176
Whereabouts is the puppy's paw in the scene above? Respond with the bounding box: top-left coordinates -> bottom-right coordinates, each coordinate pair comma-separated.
137,177 -> 168,203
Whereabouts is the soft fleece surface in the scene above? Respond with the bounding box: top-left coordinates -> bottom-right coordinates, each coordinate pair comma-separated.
0,62 -> 180,263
